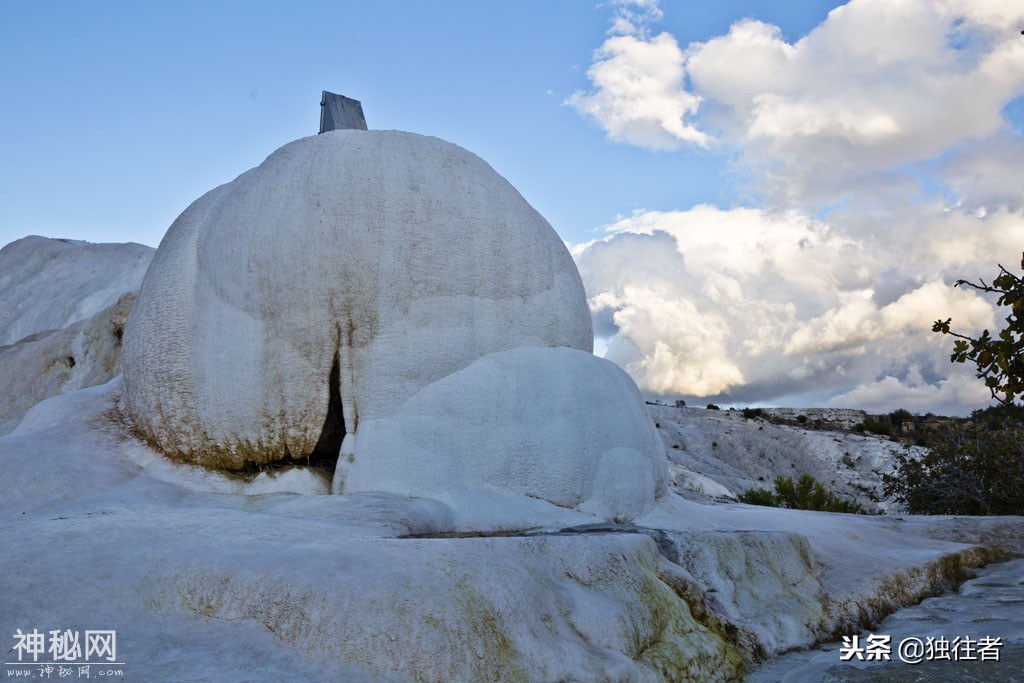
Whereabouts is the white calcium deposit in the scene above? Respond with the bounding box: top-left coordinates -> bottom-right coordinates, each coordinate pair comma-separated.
650,404 -> 908,511
0,236 -> 152,435
0,235 -> 152,345
122,129 -> 666,520
5,133 -> 1021,680
3,379 -> 1020,682
0,293 -> 136,435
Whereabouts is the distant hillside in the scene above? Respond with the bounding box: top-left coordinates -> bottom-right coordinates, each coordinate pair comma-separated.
646,402 -> 918,512
0,235 -> 153,345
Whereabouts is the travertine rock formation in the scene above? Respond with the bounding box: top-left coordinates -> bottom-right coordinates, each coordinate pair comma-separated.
0,235 -> 152,345
0,293 -> 136,435
123,130 -> 666,519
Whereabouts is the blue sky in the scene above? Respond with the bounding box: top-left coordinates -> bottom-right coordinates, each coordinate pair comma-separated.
3,1 -> 1024,414
1,0 -> 843,248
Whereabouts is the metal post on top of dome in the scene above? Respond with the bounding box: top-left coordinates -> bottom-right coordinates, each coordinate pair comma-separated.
319,92 -> 368,133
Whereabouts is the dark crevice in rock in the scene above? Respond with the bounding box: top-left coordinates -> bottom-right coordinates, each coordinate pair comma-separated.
236,350 -> 344,477
400,523 -> 679,561
551,523 -> 678,561
308,348 -> 345,471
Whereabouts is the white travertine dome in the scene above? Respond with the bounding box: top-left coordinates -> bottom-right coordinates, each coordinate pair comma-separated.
123,129 -> 665,519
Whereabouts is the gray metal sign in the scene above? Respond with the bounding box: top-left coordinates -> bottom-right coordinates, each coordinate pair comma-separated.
319,92 -> 367,133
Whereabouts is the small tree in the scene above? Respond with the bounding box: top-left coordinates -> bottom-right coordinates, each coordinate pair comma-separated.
933,253 -> 1024,405
883,410 -> 1024,515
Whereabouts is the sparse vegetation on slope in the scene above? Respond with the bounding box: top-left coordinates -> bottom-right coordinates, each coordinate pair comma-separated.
739,473 -> 871,514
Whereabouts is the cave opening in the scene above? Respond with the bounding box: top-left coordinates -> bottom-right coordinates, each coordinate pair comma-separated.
236,351 -> 345,477
307,349 -> 345,472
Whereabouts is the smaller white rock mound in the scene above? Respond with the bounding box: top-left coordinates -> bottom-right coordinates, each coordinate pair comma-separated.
336,347 -> 668,521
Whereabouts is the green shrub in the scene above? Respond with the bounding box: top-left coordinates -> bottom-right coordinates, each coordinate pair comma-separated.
706,403 -> 720,410
739,473 -> 869,514
883,408 -> 1024,515
737,487 -> 776,507
862,418 -> 894,436
742,407 -> 763,419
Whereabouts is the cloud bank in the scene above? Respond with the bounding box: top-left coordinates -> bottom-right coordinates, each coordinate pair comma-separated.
569,0 -> 1024,414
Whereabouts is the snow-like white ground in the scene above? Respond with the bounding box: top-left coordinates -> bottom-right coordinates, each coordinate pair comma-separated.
1,381 -> 736,682
2,379 -> 1021,681
0,236 -> 152,345
3,232 -> 1022,680
650,404 -> 911,512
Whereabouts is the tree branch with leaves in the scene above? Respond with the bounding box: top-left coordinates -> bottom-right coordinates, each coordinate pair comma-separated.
932,253 -> 1024,405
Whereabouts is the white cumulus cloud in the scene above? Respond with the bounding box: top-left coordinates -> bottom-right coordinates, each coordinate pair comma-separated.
573,204 -> 1014,414
566,2 -> 707,149
685,1 -> 1024,202
568,0 -> 1024,413
571,0 -> 1024,200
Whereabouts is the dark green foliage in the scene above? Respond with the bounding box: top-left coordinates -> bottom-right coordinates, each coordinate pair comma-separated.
862,418 -> 894,436
739,473 -> 869,514
706,403 -> 720,410
742,407 -> 763,419
883,407 -> 1024,515
738,487 -> 776,507
969,402 -> 1024,429
796,414 -> 808,424
888,408 -> 913,424
933,254 -> 1024,405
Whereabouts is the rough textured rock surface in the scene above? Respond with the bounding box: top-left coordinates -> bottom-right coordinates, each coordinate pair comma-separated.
5,381 -> 1021,681
0,235 -> 152,345
0,292 -> 136,435
658,530 -> 825,659
122,130 -> 665,519
2,382 -> 744,683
